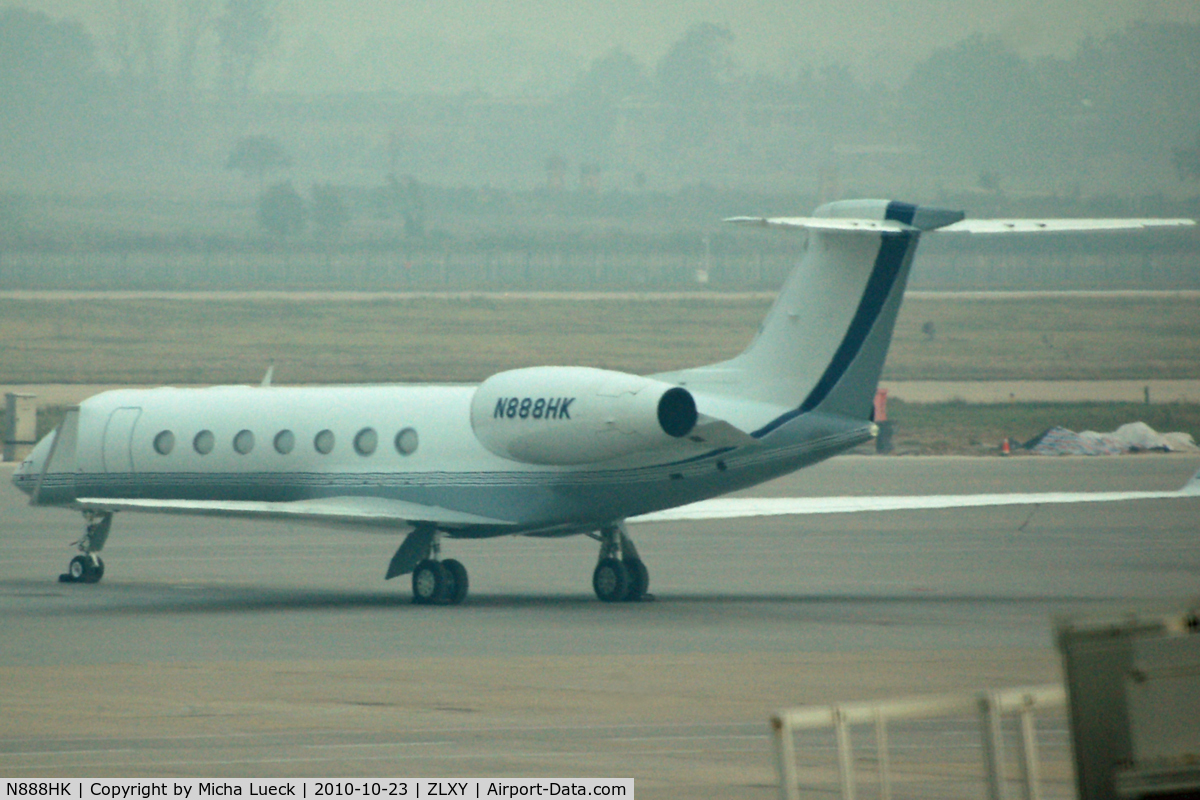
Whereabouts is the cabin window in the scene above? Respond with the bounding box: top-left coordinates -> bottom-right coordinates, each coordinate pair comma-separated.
153,430 -> 174,455
395,427 -> 418,455
314,429 -> 335,454
354,427 -> 377,456
193,430 -> 214,455
274,430 -> 295,455
233,429 -> 255,455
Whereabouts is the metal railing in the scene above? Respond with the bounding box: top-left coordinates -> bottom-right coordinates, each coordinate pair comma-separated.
771,684 -> 1066,800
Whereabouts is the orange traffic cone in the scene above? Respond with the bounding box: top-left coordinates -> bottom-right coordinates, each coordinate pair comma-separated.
1001,437 -> 1011,456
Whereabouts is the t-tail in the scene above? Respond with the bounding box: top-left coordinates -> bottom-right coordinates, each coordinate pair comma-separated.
659,199 -> 961,423
658,199 -> 1193,427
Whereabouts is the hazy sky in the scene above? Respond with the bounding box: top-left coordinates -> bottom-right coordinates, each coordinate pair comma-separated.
17,0 -> 1200,92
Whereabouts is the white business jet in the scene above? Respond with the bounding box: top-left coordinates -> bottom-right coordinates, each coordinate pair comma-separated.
13,200 -> 1198,604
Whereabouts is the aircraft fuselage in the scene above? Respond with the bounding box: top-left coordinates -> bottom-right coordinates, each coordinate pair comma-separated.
15,384 -> 873,537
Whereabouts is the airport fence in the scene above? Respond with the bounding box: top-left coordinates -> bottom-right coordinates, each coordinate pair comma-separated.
0,228 -> 1197,291
771,684 -> 1069,800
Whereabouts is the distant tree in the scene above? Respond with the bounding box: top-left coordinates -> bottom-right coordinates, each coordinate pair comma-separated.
654,23 -> 735,149
904,34 -> 1048,172
1070,22 -> 1200,152
225,135 -> 290,180
0,8 -> 101,148
1173,131 -> 1200,183
215,0 -> 277,97
107,0 -> 166,96
310,182 -> 349,238
257,180 -> 305,236
576,48 -> 649,102
808,63 -> 878,140
393,174 -> 426,238
655,23 -> 734,105
176,0 -> 217,98
559,48 -> 649,163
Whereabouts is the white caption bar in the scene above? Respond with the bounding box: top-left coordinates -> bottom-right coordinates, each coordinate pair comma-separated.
2,781 -> 633,800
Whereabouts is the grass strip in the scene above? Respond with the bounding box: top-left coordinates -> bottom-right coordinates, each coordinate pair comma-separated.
886,400 -> 1200,455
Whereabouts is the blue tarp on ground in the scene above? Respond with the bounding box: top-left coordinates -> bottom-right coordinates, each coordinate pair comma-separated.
1025,422 -> 1197,456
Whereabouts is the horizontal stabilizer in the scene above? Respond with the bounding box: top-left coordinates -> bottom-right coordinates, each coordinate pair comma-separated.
725,216 -> 916,234
933,218 -> 1195,234
727,216 -> 1195,236
74,495 -> 517,529
632,468 -> 1200,523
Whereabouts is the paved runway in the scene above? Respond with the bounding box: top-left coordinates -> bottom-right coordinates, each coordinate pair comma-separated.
2,455 -> 1197,798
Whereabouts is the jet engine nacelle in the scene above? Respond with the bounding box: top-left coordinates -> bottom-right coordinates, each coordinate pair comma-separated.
470,366 -> 698,465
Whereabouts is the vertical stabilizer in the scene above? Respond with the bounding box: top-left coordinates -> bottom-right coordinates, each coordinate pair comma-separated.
658,200 -> 963,426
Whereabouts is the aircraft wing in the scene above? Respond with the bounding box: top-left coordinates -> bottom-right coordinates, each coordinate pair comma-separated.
631,469 -> 1200,523
73,495 -> 517,529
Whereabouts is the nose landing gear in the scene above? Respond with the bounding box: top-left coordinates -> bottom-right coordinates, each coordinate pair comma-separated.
65,554 -> 104,583
59,511 -> 112,584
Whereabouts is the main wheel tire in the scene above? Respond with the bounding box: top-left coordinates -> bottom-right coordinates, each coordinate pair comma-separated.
442,559 -> 469,605
88,557 -> 105,584
412,559 -> 449,604
593,558 -> 629,603
622,558 -> 649,601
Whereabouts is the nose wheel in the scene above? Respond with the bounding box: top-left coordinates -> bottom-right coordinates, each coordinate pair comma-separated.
59,512 -> 112,584
62,554 -> 105,584
592,523 -> 650,602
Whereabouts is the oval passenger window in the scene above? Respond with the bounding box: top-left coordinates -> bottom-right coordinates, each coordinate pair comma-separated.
354,427 -> 377,456
153,430 -> 174,455
274,429 -> 295,454
395,427 -> 418,455
193,430 -> 214,455
233,429 -> 255,455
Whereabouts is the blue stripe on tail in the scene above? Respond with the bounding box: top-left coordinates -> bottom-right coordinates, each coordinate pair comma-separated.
751,202 -> 918,438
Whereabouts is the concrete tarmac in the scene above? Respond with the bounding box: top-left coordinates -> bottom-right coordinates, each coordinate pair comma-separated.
1,455 -> 1198,798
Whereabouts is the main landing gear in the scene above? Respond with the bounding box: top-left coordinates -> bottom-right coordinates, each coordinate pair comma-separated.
411,557 -> 468,606
386,525 -> 469,605
59,511 -> 112,584
386,522 -> 651,605
592,522 -> 650,603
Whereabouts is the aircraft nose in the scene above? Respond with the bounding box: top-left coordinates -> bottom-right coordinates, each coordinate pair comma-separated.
11,433 -> 48,496
12,456 -> 33,494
